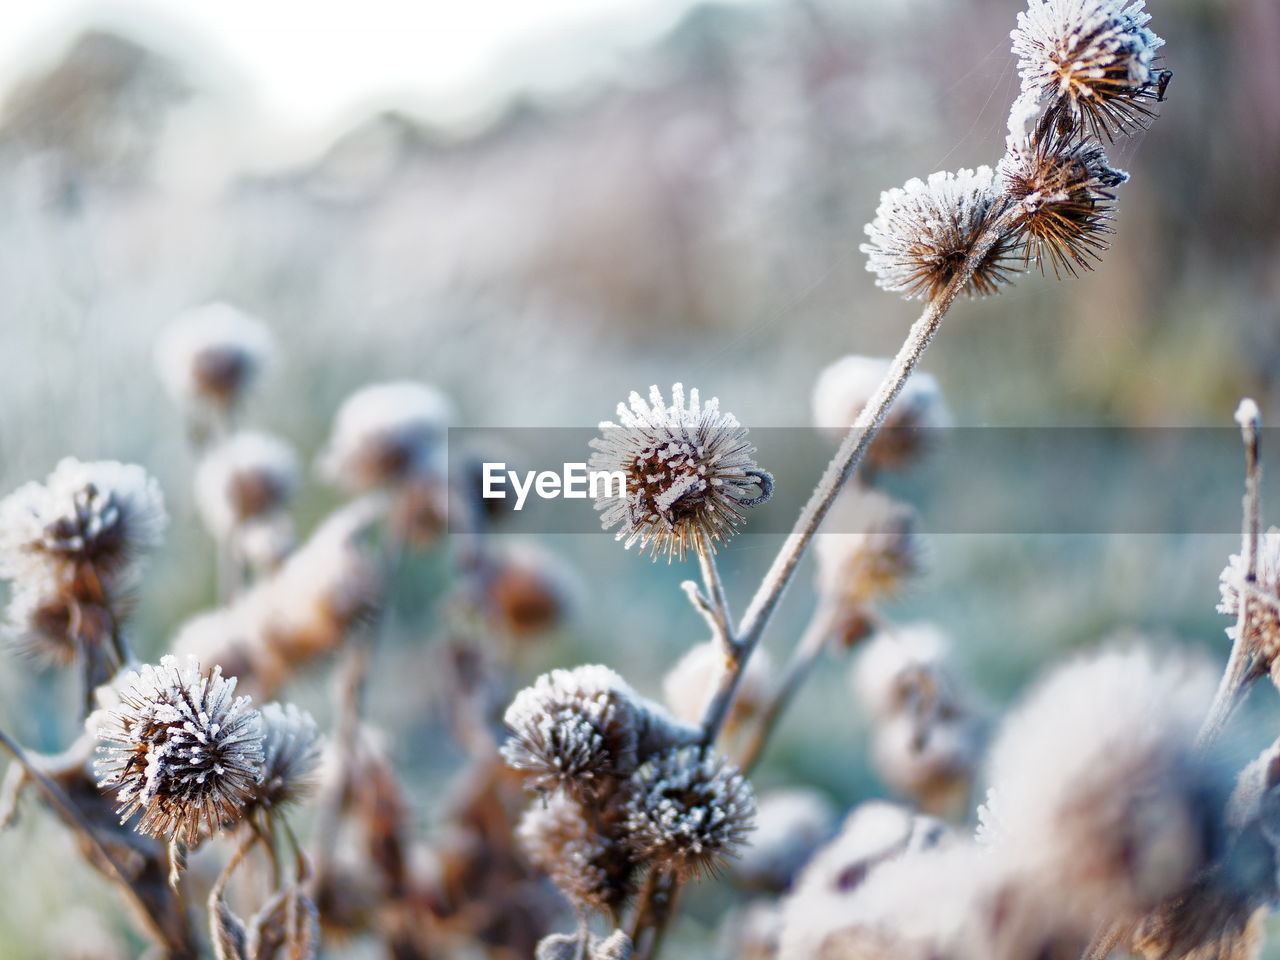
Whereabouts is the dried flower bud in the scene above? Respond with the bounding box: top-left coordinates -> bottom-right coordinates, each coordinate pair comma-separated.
318,381 -> 452,492
811,356 -> 949,473
249,702 -> 322,813
1000,127 -> 1127,276
662,640 -> 772,730
817,491 -> 922,638
733,788 -> 838,893
195,431 -> 299,542
589,383 -> 773,561
0,458 -> 167,593
852,624 -> 954,719
517,792 -> 637,913
502,665 -> 642,798
486,542 -> 577,638
623,745 -> 756,879
156,302 -> 273,410
93,655 -> 265,847
980,646 -> 1223,934
861,167 -> 1018,302
1218,528 -> 1280,677
1011,0 -> 1167,142
5,582 -> 119,666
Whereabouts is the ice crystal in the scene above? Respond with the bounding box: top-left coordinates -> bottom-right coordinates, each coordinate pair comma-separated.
623,745 -> 755,879
589,383 -> 772,561
93,655 -> 265,846
861,167 -> 1018,302
1012,0 -> 1166,141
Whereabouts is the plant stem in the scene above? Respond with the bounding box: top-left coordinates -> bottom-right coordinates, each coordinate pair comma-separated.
737,600 -> 838,773
696,205 -> 1020,749
696,539 -> 735,656
1198,400 -> 1261,749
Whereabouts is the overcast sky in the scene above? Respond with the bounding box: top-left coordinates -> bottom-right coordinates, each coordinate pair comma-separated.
0,0 -> 739,133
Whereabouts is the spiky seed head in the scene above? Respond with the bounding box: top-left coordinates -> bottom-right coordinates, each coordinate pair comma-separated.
502,665 -> 643,798
0,458 -> 167,592
5,581 -> 118,666
517,792 -> 638,913
1000,127 -> 1127,276
1011,0 -> 1167,142
1218,528 -> 1280,674
622,745 -> 756,879
816,491 -> 922,643
93,655 -> 265,847
317,381 -> 453,492
250,702 -> 322,812
156,302 -> 273,410
195,431 -> 299,541
861,167 -> 1019,302
811,356 -> 949,473
589,384 -> 773,561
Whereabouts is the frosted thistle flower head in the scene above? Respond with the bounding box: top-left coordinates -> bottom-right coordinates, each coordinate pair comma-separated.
622,745 -> 756,879
317,381 -> 453,492
517,792 -> 638,913
195,431 -> 299,541
589,384 -> 773,561
1218,527 -> 1280,671
5,580 -> 118,666
811,356 -> 949,472
980,646 -> 1222,931
502,665 -> 643,798
0,458 -> 167,591
1011,0 -> 1168,142
249,702 -> 322,812
155,302 -> 273,410
1000,126 -> 1128,276
93,655 -> 265,847
861,167 -> 1019,302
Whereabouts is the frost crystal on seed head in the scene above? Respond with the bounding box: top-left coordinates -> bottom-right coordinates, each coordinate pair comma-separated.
999,127 -> 1127,277
93,655 -> 265,847
1011,0 -> 1166,142
156,302 -> 273,409
623,745 -> 756,879
502,665 -> 643,798
861,167 -> 1018,302
588,384 -> 773,562
517,792 -> 637,912
250,702 -> 322,812
0,458 -> 167,589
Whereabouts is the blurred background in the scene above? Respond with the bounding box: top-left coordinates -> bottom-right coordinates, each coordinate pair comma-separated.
1,0 -> 1279,955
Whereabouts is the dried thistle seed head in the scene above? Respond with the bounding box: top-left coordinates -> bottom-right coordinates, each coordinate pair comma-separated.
486,542 -> 578,639
317,381 -> 453,492
250,702 -> 322,812
981,646 -> 1222,932
779,801 -> 954,959
661,639 -> 773,730
4,581 -> 118,665
502,665 -> 643,798
852,624 -> 956,720
195,431 -> 299,541
1000,127 -> 1127,276
93,655 -> 265,847
517,792 -> 638,913
536,931 -> 634,960
622,745 -> 756,879
1218,528 -> 1280,673
156,302 -> 273,410
816,491 -> 923,639
0,458 -> 167,591
733,788 -> 838,893
861,167 -> 1019,302
811,356 -> 949,472
589,383 -> 773,561
1011,0 -> 1166,142
870,708 -> 985,819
